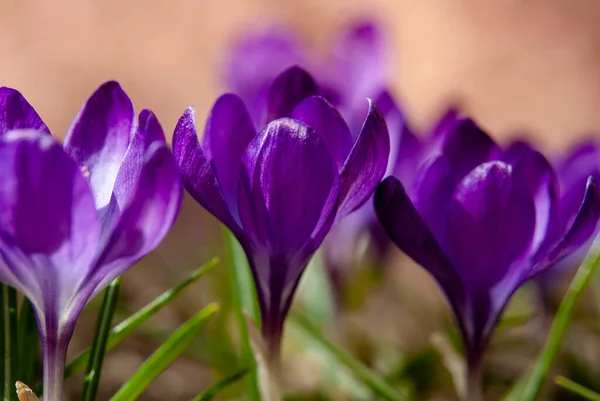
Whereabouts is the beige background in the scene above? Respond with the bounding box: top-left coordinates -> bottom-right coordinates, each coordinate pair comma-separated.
2,0 -> 600,149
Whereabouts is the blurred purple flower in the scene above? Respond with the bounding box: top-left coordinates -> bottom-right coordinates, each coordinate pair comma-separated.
322,91 -> 424,291
0,82 -> 182,400
374,117 -> 600,395
174,67 -> 389,360
535,140 -> 600,305
224,20 -> 387,129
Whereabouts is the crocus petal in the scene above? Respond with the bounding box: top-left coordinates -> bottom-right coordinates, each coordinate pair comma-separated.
240,118 -> 339,254
374,176 -> 466,310
413,118 -> 499,234
444,161 -> 536,289
291,96 -> 353,169
203,94 -> 256,213
63,81 -> 135,210
100,110 -> 170,238
0,87 -> 50,134
502,142 -> 557,252
530,176 -> 600,277
266,66 -> 318,122
0,130 -> 100,314
337,99 -> 390,218
373,91 -> 421,183
173,107 -> 241,233
556,140 -> 600,187
86,139 -> 183,295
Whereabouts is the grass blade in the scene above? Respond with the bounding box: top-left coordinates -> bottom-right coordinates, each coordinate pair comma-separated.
17,299 -> 39,389
555,376 -> 600,400
110,303 -> 219,401
82,277 -> 121,401
223,229 -> 260,401
2,285 -> 19,401
191,368 -> 250,401
64,258 -> 218,379
290,310 -> 406,401
516,250 -> 600,401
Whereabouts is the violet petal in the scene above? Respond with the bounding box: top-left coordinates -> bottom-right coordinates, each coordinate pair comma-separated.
337,99 -> 390,218
63,81 -> 135,210
0,87 -> 50,134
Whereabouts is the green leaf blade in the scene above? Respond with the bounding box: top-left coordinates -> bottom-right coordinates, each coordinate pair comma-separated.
555,376 -> 600,401
192,368 -> 249,401
64,258 -> 218,379
110,303 -> 219,401
17,299 -> 39,391
82,277 -> 122,401
507,250 -> 600,401
223,229 -> 260,401
2,285 -> 19,401
290,310 -> 407,401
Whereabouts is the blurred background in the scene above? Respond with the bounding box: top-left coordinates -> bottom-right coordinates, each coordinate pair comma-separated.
4,0 -> 600,399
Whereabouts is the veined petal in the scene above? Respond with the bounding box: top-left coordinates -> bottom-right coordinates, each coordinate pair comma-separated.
373,91 -> 421,184
0,130 -> 100,314
64,81 -> 135,210
0,87 -> 49,134
374,176 -> 466,308
291,96 -> 353,169
556,140 -> 600,188
203,94 -> 256,214
240,118 -> 339,255
100,110 -> 169,239
502,141 -> 557,253
266,66 -> 318,122
444,161 -> 536,290
173,107 -> 241,233
413,118 -> 499,235
337,99 -> 390,218
87,140 -> 183,295
530,176 -> 600,277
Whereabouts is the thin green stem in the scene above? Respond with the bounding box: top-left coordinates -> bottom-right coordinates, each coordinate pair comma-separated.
81,278 -> 121,401
519,251 -> 600,401
2,285 -> 19,401
18,299 -> 39,389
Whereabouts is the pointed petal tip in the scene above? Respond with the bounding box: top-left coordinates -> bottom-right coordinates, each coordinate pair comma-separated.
267,66 -> 319,121
0,87 -> 50,135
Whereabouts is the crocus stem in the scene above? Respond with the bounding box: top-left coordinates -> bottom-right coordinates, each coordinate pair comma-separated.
262,319 -> 283,370
41,337 -> 67,401
465,355 -> 483,401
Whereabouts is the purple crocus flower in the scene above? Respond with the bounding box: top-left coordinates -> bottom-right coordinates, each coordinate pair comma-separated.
374,116 -> 600,399
224,20 -> 386,128
0,82 -> 183,400
174,68 -> 389,361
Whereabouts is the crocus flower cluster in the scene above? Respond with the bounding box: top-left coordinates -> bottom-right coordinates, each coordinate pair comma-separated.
0,19 -> 600,401
0,82 -> 182,400
374,116 -> 600,399
174,66 -> 390,361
